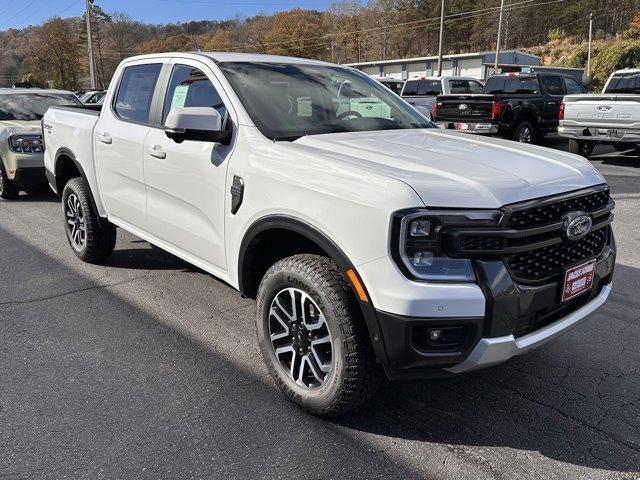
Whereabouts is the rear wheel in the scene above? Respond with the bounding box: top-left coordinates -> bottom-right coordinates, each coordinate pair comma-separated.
513,121 -> 538,144
62,177 -> 116,263
0,161 -> 19,200
256,254 -> 380,416
568,139 -> 595,158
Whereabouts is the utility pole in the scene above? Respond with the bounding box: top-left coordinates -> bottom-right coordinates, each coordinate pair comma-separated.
86,0 -> 96,90
494,0 -> 505,70
437,0 -> 445,76
587,13 -> 593,82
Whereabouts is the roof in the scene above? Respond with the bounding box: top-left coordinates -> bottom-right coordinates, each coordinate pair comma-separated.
344,50 -> 539,67
611,68 -> 640,74
121,51 -> 336,66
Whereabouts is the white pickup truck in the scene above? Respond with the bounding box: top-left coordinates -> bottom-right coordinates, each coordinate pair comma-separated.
559,68 -> 640,157
401,76 -> 485,119
43,52 -> 615,416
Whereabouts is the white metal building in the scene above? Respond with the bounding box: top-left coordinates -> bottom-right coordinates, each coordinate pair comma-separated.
345,50 -> 541,81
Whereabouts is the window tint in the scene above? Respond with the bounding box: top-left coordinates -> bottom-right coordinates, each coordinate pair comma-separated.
484,76 -> 505,93
564,77 -> 584,94
162,64 -> 227,125
114,63 -> 162,123
542,76 -> 564,95
606,73 -> 640,93
417,80 -> 442,95
402,80 -> 418,95
449,80 -> 484,94
504,77 -> 539,94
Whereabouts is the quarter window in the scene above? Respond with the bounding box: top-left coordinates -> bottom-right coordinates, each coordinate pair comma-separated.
114,63 -> 162,123
162,64 -> 227,125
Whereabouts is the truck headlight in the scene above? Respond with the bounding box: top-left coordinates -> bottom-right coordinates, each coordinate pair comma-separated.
8,135 -> 44,153
392,209 -> 503,282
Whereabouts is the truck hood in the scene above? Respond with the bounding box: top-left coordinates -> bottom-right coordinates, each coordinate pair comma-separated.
0,119 -> 42,135
293,129 -> 605,208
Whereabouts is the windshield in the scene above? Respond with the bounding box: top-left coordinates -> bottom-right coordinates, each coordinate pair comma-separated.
218,62 -> 432,140
0,93 -> 81,121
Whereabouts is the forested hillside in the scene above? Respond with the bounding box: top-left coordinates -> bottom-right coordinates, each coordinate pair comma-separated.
1,0 -> 638,89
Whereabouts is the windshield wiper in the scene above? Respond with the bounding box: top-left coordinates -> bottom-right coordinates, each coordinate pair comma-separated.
272,135 -> 303,142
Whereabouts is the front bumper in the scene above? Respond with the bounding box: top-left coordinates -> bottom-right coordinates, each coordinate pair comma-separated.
360,231 -> 615,381
558,125 -> 640,143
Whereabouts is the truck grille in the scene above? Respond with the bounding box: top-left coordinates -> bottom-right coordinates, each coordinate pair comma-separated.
506,189 -> 610,229
443,185 -> 613,284
505,228 -> 607,282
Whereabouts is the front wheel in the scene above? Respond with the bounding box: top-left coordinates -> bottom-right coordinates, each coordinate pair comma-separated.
0,161 -> 19,200
513,121 -> 538,144
256,254 -> 380,416
568,139 -> 595,158
62,177 -> 117,263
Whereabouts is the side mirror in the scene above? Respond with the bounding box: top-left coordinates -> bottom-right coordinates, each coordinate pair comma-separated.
164,107 -> 231,145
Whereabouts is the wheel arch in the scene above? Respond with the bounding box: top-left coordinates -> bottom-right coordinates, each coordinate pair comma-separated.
238,214 -> 388,364
54,148 -> 100,217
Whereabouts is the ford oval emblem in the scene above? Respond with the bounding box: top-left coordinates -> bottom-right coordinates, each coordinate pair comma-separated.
596,105 -> 612,112
458,104 -> 468,110
563,211 -> 593,241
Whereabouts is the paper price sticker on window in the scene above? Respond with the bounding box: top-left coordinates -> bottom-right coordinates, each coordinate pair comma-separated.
170,85 -> 189,110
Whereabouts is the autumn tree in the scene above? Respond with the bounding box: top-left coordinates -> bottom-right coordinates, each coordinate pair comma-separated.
264,8 -> 325,59
25,17 -> 82,89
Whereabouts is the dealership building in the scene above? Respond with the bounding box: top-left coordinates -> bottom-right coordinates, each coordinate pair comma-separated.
344,50 -> 542,81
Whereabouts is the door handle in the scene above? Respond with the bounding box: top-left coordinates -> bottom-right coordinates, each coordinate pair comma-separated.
146,145 -> 166,159
97,131 -> 112,144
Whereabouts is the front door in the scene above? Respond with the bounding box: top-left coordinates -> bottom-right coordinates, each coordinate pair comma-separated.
94,62 -> 163,228
143,60 -> 233,272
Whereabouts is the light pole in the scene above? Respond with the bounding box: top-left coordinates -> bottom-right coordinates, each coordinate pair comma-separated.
587,13 -> 593,83
494,0 -> 505,70
437,0 -> 445,75
86,0 -> 96,89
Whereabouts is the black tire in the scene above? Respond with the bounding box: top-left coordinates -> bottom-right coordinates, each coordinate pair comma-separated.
0,161 -> 19,200
337,110 -> 363,120
568,139 -> 595,158
513,120 -> 538,144
256,254 -> 380,416
61,177 -> 116,263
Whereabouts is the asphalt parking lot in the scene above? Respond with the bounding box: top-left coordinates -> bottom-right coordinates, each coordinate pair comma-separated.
1,140 -> 639,480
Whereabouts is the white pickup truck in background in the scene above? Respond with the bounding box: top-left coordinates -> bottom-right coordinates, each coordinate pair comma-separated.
43,52 -> 615,416
559,68 -> 640,157
401,76 -> 485,119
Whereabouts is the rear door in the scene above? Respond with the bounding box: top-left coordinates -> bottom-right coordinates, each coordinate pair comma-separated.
94,61 -> 164,228
142,58 -> 233,272
540,75 -> 564,126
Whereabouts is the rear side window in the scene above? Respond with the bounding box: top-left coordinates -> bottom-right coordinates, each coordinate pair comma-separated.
564,77 -> 584,94
162,64 -> 227,125
505,77 -> 539,94
542,76 -> 564,95
485,76 -> 505,93
449,79 -> 484,94
114,63 -> 162,123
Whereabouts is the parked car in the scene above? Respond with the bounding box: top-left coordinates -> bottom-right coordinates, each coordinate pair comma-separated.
0,88 -> 81,199
371,76 -> 405,96
43,53 -> 614,416
401,76 -> 484,119
79,90 -> 107,105
559,68 -> 640,157
434,73 -> 585,143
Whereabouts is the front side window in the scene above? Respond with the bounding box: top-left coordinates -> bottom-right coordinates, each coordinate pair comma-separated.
162,64 -> 227,125
0,93 -> 80,121
542,76 -> 564,95
449,80 -> 484,94
114,63 -> 162,123
218,62 -> 432,141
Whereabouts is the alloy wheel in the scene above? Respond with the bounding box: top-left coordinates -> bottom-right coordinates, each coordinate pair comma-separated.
268,288 -> 333,389
517,126 -> 532,143
65,193 -> 86,249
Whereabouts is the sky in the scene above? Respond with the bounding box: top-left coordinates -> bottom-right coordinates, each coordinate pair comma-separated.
0,0 -> 338,31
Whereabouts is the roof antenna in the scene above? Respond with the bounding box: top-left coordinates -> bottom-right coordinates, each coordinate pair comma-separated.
191,33 -> 202,52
